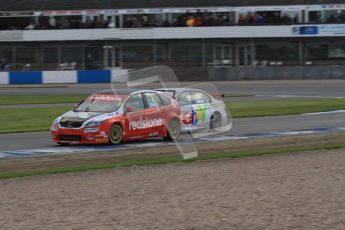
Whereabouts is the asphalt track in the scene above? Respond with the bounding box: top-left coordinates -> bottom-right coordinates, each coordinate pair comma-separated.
1,80 -> 345,97
0,80 -> 344,158
0,112 -> 344,158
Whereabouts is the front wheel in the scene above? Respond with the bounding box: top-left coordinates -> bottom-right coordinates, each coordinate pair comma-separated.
164,119 -> 180,141
109,123 -> 123,144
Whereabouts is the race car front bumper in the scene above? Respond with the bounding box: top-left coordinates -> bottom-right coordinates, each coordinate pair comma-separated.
51,127 -> 109,144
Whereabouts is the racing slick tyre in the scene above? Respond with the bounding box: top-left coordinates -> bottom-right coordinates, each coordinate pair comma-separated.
109,123 -> 123,144
164,119 -> 180,141
210,112 -> 222,130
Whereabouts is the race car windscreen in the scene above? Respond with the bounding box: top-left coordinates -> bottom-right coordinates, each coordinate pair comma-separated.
74,94 -> 127,113
155,90 -> 176,99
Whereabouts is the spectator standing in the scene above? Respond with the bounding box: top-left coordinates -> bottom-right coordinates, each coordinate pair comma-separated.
339,11 -> 345,22
186,16 -> 195,27
281,13 -> 292,24
108,19 -> 115,28
255,13 -> 264,25
239,14 -> 246,25
49,16 -> 56,28
246,12 -> 255,24
194,16 -> 203,26
1,58 -> 9,71
314,12 -> 325,23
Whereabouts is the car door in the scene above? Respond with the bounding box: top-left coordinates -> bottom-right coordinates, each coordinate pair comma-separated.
190,90 -> 213,129
177,91 -> 194,131
142,92 -> 165,137
123,93 -> 147,139
178,90 -> 210,131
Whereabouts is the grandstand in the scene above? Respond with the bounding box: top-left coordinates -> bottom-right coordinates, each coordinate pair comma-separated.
0,0 -> 344,80
0,0 -> 344,10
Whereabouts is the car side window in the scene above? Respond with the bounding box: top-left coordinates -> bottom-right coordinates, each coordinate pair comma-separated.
144,92 -> 163,108
192,91 -> 208,105
158,93 -> 172,106
177,91 -> 193,106
125,93 -> 145,111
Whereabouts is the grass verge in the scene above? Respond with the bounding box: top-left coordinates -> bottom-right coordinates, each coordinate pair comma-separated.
0,107 -> 71,133
0,95 -> 86,105
1,142 -> 345,180
0,98 -> 345,134
229,98 -> 345,118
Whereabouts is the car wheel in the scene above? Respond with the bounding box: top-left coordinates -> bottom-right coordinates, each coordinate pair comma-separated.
109,123 -> 123,144
164,119 -> 180,141
210,112 -> 222,130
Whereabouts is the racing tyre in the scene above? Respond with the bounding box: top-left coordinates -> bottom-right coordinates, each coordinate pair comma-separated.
210,112 -> 222,130
164,119 -> 180,141
109,123 -> 123,144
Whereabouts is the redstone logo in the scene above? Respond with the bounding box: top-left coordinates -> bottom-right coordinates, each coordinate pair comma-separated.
129,118 -> 163,130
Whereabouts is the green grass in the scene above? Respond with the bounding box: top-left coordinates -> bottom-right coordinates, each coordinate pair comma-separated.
229,98 -> 345,118
0,98 -> 345,134
1,142 -> 345,180
0,107 -> 71,133
0,95 -> 86,105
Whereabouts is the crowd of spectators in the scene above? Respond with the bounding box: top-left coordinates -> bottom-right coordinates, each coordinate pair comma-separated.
124,10 -> 231,28
310,10 -> 345,23
1,9 -> 345,30
33,16 -> 115,30
238,12 -> 297,25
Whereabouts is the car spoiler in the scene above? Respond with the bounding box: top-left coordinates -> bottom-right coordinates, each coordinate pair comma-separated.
209,92 -> 224,98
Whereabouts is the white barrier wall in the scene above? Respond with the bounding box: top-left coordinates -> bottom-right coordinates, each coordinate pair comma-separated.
111,68 -> 128,83
42,71 -> 77,84
0,69 -> 129,85
0,72 -> 9,84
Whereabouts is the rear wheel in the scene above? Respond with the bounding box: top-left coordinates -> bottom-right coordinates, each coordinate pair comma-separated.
109,123 -> 123,144
210,112 -> 222,130
164,119 -> 180,141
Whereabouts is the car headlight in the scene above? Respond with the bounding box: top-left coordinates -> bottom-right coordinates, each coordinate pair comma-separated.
51,118 -> 59,131
85,120 -> 105,127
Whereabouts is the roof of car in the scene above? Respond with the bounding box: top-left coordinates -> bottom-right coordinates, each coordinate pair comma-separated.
156,88 -> 205,94
95,89 -> 160,95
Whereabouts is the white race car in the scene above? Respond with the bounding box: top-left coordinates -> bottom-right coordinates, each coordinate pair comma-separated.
155,88 -> 231,136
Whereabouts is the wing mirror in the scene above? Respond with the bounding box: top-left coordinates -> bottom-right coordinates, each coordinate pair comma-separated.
125,106 -> 136,113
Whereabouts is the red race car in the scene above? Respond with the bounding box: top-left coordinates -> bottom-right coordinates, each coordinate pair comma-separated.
51,90 -> 181,145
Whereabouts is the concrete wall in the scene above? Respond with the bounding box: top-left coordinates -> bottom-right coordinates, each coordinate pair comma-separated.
0,69 -> 128,85
209,66 -> 345,81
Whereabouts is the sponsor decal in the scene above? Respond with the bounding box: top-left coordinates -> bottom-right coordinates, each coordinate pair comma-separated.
292,26 -> 318,35
183,105 -> 207,126
90,94 -> 125,102
148,132 -> 159,137
129,118 -> 163,130
183,111 -> 193,125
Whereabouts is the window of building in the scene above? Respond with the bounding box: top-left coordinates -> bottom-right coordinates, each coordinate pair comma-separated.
255,42 -> 299,63
122,46 -> 154,62
43,47 -> 58,63
170,45 -> 202,62
16,47 -> 37,64
61,47 -> 83,63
